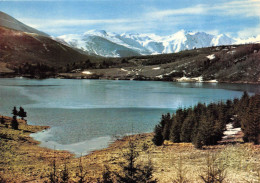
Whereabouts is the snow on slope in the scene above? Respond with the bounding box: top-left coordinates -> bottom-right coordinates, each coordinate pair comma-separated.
57,29 -> 237,57
234,35 -> 260,44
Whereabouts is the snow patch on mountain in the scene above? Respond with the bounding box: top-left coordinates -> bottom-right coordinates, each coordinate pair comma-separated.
207,54 -> 215,60
56,29 -> 259,57
234,35 -> 260,44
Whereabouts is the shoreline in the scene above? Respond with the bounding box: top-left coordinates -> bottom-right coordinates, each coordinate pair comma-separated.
0,114 -> 153,182
1,73 -> 260,85
1,115 -> 260,182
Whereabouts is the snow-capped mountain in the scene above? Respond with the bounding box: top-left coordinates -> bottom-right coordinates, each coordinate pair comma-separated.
57,30 -> 236,57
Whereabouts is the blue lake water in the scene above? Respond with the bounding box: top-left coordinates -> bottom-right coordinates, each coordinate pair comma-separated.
0,78 -> 259,156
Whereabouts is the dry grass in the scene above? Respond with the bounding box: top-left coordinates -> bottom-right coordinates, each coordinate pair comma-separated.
0,116 -> 260,182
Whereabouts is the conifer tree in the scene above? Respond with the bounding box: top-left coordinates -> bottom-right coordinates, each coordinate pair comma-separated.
18,107 -> 27,120
102,166 -> 114,183
193,133 -> 203,149
115,140 -> 140,183
116,140 -> 157,183
180,109 -> 195,142
152,124 -> 164,146
77,156 -> 88,183
11,115 -> 18,130
161,113 -> 171,140
12,106 -> 18,116
169,117 -> 180,143
242,95 -> 260,144
169,109 -> 186,143
0,116 -> 5,124
60,163 -> 69,183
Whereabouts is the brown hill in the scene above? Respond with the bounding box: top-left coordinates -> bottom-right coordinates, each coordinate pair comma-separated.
0,11 -> 48,37
0,26 -> 92,75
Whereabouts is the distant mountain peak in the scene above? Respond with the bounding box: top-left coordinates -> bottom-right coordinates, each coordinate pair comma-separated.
57,29 -> 237,57
84,29 -> 108,37
57,29 -> 260,57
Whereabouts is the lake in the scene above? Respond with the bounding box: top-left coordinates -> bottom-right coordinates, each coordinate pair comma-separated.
0,78 -> 259,156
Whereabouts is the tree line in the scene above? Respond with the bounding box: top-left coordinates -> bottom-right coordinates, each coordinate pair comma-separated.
152,92 -> 260,148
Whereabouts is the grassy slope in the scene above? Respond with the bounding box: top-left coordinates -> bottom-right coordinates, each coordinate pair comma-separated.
1,116 -> 260,182
60,44 -> 260,84
0,26 -> 96,70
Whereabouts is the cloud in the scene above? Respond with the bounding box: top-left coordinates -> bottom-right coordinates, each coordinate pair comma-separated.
146,0 -> 260,19
17,0 -> 260,36
21,18 -> 133,29
148,5 -> 206,19
20,15 -> 191,35
237,24 -> 260,38
213,0 -> 260,17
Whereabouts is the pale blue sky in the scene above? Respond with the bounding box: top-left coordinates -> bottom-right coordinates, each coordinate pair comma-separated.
0,0 -> 259,37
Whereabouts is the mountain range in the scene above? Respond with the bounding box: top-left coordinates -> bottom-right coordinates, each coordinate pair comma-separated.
1,11 -> 260,59
57,30 -> 260,57
0,11 -> 260,83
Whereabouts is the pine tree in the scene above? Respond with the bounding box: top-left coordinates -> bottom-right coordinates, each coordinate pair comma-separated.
244,95 -> 260,144
60,163 -> 69,183
102,166 -> 114,183
49,158 -> 59,183
240,93 -> 251,142
18,107 -> 27,120
170,109 -> 186,143
115,140 -> 140,183
0,116 -> 5,124
152,124 -> 164,146
12,106 -> 18,116
172,155 -> 188,183
199,153 -> 226,183
11,115 -> 18,130
193,133 -> 203,149
180,110 -> 195,142
115,140 -> 157,183
141,159 -> 157,183
198,115 -> 215,146
161,113 -> 171,140
77,156 -> 88,183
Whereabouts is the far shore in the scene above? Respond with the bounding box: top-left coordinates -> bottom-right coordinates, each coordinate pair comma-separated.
1,73 -> 260,85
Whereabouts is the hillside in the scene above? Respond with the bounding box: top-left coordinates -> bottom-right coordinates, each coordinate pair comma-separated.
60,44 -> 260,84
0,26 -> 96,77
0,11 -> 48,37
0,11 -> 101,78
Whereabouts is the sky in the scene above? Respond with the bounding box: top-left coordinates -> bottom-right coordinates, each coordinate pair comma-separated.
0,0 -> 260,38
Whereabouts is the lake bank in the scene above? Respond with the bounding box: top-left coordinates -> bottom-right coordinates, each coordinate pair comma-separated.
1,115 -> 260,182
0,115 -> 73,182
1,71 -> 260,85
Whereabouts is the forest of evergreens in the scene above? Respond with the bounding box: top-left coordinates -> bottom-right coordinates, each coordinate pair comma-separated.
152,92 -> 260,148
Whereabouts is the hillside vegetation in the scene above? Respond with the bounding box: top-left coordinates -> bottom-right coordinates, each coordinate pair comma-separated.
0,26 -> 98,78
59,44 -> 260,84
1,117 -> 260,183
152,92 -> 260,148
